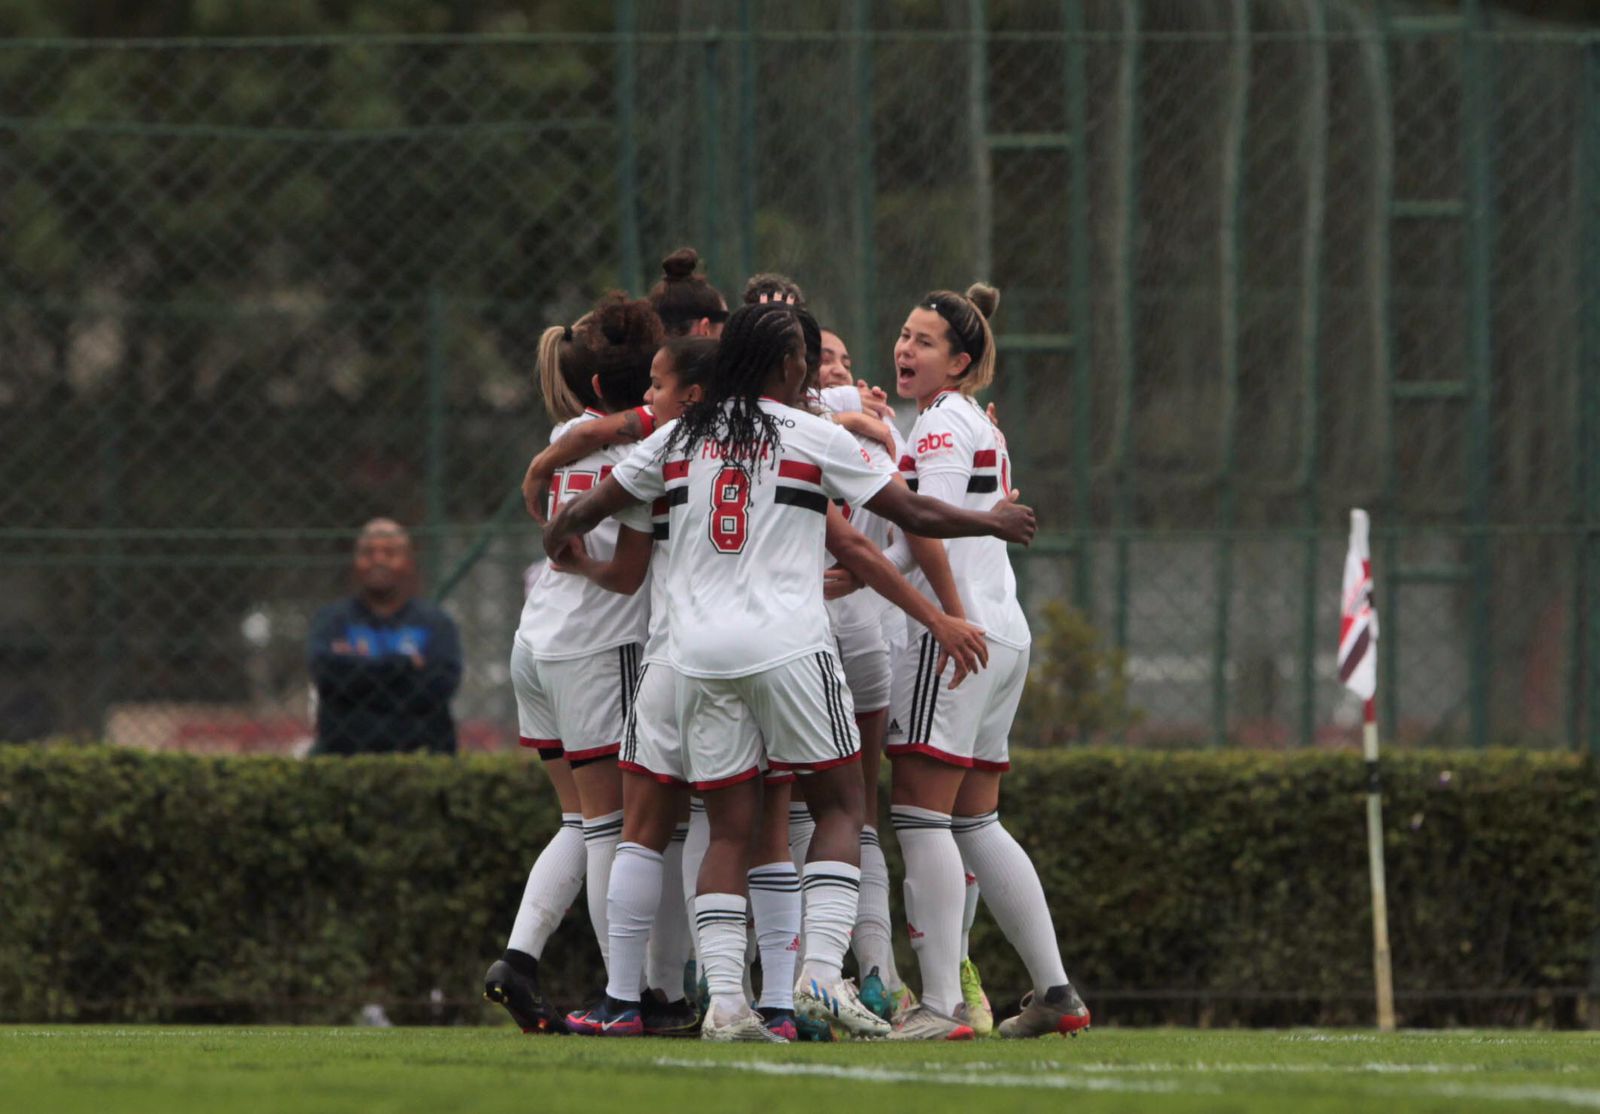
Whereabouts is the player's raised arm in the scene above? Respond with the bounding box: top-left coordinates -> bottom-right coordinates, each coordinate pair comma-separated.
863,479 -> 1035,545
824,504 -> 987,688
543,474 -> 644,559
523,405 -> 654,523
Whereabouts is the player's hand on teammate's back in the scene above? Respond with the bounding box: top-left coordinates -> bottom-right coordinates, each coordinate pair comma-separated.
523,459 -> 552,525
823,565 -> 863,601
548,533 -> 589,574
926,613 -> 989,689
990,490 -> 1036,546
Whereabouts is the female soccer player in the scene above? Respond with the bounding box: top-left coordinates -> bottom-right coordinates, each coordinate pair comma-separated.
483,317 -> 597,1035
544,300 -> 1035,1041
885,284 -> 1091,1041
651,247 -> 729,338
497,294 -> 662,1015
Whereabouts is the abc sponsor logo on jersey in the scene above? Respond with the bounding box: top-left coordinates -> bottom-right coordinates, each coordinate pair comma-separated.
916,431 -> 955,455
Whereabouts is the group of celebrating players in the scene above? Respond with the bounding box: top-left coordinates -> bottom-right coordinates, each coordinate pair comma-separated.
481,248 -> 1089,1042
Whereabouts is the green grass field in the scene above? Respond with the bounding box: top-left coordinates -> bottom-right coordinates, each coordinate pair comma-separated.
4,1026 -> 1599,1114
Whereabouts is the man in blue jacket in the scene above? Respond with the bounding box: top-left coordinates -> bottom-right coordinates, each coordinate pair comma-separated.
308,519 -> 462,755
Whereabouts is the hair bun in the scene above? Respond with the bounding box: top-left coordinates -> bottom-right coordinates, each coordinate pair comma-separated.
966,282 -> 1000,319
662,247 -> 701,282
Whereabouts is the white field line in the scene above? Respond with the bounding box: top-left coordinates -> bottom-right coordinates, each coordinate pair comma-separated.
650,1057 -> 1206,1094
1416,1083 -> 1600,1110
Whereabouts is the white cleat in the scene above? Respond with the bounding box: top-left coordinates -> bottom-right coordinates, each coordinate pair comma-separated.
701,1002 -> 789,1043
794,975 -> 892,1039
886,1004 -> 976,1042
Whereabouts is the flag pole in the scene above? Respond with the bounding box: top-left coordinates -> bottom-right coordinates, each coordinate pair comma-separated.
1363,697 -> 1396,1031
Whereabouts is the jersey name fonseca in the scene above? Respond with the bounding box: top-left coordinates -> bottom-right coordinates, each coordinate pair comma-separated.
612,399 -> 893,679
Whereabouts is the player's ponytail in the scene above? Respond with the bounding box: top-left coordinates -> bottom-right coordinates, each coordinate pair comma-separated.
535,324 -> 586,422
921,282 -> 1001,395
665,301 -> 793,478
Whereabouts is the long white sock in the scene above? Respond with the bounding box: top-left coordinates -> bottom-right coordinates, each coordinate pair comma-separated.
747,863 -> 801,1010
960,868 -> 981,959
646,823 -> 692,997
891,804 -> 965,1016
683,801 -> 709,976
582,810 -> 624,976
952,810 -> 1070,993
853,825 -> 897,986
693,892 -> 750,1016
797,860 -> 860,985
786,801 -> 816,872
603,841 -> 661,1003
506,813 -> 584,959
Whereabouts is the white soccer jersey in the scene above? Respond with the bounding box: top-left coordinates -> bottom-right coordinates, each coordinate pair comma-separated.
897,390 -> 1030,650
613,487 -> 670,666
516,408 -> 654,661
826,428 -> 901,635
612,399 -> 894,679
814,384 -> 862,415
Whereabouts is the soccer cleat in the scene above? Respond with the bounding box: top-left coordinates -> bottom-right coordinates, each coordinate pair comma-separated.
702,1002 -> 790,1042
858,967 -> 894,1023
958,957 -> 995,1036
997,984 -> 1091,1039
565,995 -> 644,1037
794,975 -> 891,1039
886,1004 -> 976,1042
757,1006 -> 800,1041
641,988 -> 700,1038
888,983 -> 920,1024
483,958 -> 568,1035
792,1011 -> 836,1042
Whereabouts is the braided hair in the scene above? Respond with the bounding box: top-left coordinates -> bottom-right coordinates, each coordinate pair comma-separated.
664,301 -> 800,480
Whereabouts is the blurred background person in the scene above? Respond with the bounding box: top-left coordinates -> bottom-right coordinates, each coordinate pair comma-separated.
307,518 -> 461,755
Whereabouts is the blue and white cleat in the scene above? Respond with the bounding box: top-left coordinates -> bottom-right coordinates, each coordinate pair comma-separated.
794,975 -> 890,1039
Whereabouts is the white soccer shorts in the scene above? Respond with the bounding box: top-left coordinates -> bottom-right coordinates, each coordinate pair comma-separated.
884,635 -> 1028,771
836,621 -> 892,715
618,661 -> 687,785
674,651 -> 861,791
510,641 -> 643,764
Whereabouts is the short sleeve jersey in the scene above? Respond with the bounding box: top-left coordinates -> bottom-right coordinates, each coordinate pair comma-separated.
898,390 -> 1030,650
516,408 -> 655,660
612,398 -> 894,678
612,482 -> 670,666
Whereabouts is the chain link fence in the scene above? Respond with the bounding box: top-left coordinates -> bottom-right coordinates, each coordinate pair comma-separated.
2,1 -> 1596,752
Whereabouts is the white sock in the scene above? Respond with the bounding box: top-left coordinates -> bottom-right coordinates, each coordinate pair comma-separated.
891,804 -> 965,1016
797,860 -> 860,986
681,800 -> 707,966
786,801 -> 816,872
853,825 -> 898,987
506,813 -> 585,958
646,823 -> 692,998
603,841 -> 660,1003
952,811 -> 1070,993
693,892 -> 750,1015
960,868 -> 981,959
582,810 -> 624,977
747,863 -> 801,1010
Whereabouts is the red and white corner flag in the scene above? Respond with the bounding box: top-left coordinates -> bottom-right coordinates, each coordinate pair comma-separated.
1339,509 -> 1379,703
1339,507 -> 1395,1031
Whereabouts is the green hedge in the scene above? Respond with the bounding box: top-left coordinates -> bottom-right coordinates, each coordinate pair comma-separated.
1,747 -> 1596,1026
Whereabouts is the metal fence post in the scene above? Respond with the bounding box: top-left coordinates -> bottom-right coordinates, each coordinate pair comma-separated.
1297,0 -> 1329,747
1112,1 -> 1143,657
853,0 -> 878,361
1462,0 -> 1495,749
424,287 -> 448,587
701,29 -> 723,287
615,0 -> 642,296
737,1 -> 756,283
1213,0 -> 1250,747
1581,41 -> 1600,758
1066,0 -> 1093,619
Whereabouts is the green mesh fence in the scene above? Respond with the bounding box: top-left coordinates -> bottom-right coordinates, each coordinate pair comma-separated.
2,2 -> 1597,752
